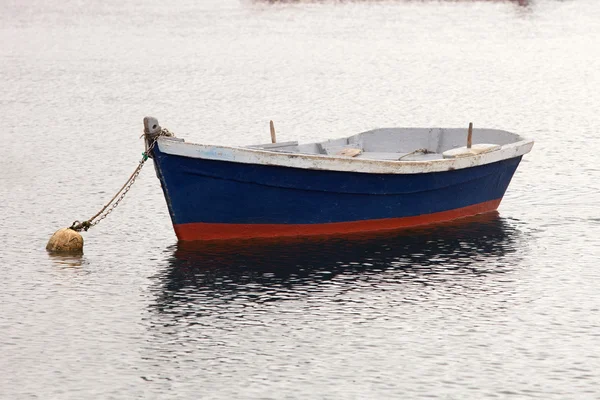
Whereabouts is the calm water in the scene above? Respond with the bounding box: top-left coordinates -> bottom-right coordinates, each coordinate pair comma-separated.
2,0 -> 600,398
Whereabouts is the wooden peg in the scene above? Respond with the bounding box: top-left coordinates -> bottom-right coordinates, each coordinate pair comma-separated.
467,122 -> 473,149
270,120 -> 276,144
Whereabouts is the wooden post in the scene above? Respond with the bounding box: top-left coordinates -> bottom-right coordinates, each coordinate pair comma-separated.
467,122 -> 473,149
270,120 -> 276,144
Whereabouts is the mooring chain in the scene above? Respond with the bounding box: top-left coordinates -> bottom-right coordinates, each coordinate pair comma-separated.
69,128 -> 172,232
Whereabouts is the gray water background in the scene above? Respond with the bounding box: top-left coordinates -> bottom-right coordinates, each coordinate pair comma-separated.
2,0 -> 600,398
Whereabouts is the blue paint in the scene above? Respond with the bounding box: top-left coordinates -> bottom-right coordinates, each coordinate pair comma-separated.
151,147 -> 522,225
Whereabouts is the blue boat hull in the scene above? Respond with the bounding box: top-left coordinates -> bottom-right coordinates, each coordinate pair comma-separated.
151,146 -> 522,241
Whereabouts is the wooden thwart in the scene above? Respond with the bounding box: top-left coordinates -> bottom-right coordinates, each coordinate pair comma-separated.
337,148 -> 362,157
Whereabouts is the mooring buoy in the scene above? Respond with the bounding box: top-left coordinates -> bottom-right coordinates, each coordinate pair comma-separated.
46,228 -> 84,254
46,117 -> 172,254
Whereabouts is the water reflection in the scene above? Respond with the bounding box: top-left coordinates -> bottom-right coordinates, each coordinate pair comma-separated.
150,213 -> 526,316
47,253 -> 86,268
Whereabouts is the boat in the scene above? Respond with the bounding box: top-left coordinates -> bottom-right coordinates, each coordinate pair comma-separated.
143,117 -> 533,241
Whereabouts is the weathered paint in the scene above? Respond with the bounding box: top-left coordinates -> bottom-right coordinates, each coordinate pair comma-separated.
156,127 -> 533,175
442,143 -> 501,158
147,120 -> 532,241
151,151 -> 522,241
173,199 -> 502,241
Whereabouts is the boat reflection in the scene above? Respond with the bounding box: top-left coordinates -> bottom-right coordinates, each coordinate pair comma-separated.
150,212 -> 526,315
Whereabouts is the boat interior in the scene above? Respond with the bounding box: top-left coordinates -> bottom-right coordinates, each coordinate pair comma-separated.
247,128 -> 523,161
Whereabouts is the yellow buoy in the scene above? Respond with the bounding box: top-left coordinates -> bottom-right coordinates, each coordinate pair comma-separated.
46,228 -> 84,254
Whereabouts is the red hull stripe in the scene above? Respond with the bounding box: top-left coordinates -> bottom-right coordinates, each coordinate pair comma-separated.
174,199 -> 502,241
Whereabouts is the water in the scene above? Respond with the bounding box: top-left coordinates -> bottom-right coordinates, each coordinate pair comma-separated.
2,0 -> 600,398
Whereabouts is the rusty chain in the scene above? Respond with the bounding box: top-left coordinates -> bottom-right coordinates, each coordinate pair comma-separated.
70,128 -> 172,232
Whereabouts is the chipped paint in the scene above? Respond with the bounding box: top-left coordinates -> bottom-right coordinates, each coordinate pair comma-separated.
157,127 -> 533,175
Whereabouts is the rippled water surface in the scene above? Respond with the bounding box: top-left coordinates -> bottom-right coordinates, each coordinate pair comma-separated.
2,0 -> 600,398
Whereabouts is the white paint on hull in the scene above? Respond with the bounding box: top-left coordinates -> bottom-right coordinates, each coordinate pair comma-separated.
156,127 -> 534,175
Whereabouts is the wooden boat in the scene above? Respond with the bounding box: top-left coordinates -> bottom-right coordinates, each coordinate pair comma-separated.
143,117 -> 533,241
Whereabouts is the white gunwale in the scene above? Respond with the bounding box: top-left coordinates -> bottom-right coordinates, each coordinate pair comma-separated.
157,137 -> 533,174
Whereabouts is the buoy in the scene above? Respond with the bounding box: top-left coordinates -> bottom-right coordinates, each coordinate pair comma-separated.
45,118 -> 170,254
46,228 -> 84,254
